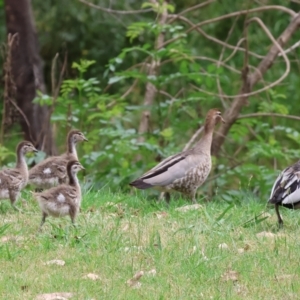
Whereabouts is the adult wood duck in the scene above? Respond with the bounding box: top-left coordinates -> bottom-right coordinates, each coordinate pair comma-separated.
130,109 -> 225,202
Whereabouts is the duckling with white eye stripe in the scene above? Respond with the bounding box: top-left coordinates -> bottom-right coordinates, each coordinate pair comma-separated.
33,160 -> 84,229
29,130 -> 87,189
0,141 -> 38,211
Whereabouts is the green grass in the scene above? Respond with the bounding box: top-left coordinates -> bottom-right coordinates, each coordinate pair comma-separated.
0,189 -> 300,299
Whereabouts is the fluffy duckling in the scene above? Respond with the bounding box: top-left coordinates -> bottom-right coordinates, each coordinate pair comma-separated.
29,130 -> 87,189
269,161 -> 300,227
0,141 -> 38,210
33,160 -> 84,228
130,109 -> 225,203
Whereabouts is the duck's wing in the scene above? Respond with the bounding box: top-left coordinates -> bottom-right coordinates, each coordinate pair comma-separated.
29,156 -> 67,180
36,185 -> 78,204
0,169 -> 23,188
130,150 -> 203,189
269,162 -> 300,205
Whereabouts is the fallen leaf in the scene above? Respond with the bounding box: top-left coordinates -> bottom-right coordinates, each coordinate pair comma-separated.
35,292 -> 73,300
127,271 -> 144,288
218,243 -> 229,250
108,213 -> 118,218
275,274 -> 296,281
154,212 -> 168,219
175,204 -> 203,212
244,244 -> 250,251
82,273 -> 100,281
123,245 -> 143,252
221,270 -> 239,282
44,260 -> 65,266
105,202 -> 115,207
87,206 -> 96,213
1,235 -> 24,243
189,245 -> 197,255
146,269 -> 156,276
261,212 -> 271,218
237,244 -> 250,254
201,247 -> 208,261
256,231 -> 275,238
234,283 -> 248,295
122,223 -> 130,231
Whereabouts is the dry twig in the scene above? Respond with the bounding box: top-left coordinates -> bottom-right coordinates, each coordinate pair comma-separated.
137,0 -> 168,143
212,13 -> 300,155
79,0 -> 152,14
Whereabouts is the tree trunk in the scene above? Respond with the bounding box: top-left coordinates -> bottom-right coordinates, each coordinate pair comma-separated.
137,0 -> 168,143
4,0 -> 55,155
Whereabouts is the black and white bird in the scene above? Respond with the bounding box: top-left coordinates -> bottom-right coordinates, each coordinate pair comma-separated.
268,161 -> 300,226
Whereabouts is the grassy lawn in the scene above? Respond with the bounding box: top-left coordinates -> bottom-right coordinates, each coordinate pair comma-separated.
0,188 -> 299,299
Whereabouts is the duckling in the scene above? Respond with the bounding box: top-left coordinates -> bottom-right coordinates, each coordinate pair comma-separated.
33,160 -> 84,228
29,130 -> 87,189
269,160 -> 300,227
130,109 -> 225,203
0,141 -> 38,210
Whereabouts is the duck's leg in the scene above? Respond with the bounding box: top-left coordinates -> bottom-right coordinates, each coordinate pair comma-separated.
9,190 -> 20,211
190,190 -> 197,204
69,208 -> 77,227
39,212 -> 47,229
275,204 -> 283,228
165,192 -> 171,204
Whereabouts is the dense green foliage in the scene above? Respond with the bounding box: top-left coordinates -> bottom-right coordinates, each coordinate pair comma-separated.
1,1 -> 300,202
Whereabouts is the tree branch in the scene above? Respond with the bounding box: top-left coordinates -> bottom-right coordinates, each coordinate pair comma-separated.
137,1 -> 168,143
183,126 -> 204,151
175,0 -> 215,18
238,113 -> 300,122
212,12 -> 300,156
192,6 -> 296,28
79,0 -> 152,14
164,6 -> 296,57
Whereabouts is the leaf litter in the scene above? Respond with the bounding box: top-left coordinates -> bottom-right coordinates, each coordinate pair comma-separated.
127,271 -> 144,289
175,204 -> 203,212
44,260 -> 65,266
35,292 -> 73,300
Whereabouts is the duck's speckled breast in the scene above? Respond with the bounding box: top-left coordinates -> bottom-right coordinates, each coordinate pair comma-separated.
169,155 -> 212,195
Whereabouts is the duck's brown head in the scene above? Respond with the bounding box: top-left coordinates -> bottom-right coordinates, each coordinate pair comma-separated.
67,130 -> 88,144
67,160 -> 85,175
204,109 -> 225,133
17,141 -> 38,155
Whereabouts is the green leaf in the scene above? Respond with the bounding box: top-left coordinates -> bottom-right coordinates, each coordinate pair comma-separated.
160,127 -> 173,140
179,61 -> 189,74
205,76 -> 213,89
166,4 -> 175,13
108,76 -> 125,84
